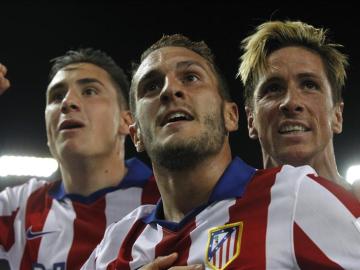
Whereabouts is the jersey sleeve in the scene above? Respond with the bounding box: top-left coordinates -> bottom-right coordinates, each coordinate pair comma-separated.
0,178 -> 46,260
294,172 -> 360,268
81,204 -> 156,269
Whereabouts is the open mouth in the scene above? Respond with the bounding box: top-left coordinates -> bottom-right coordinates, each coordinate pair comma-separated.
161,111 -> 194,126
278,124 -> 310,134
59,120 -> 85,131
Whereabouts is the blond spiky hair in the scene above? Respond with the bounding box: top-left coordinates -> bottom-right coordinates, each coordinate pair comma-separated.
238,20 -> 348,106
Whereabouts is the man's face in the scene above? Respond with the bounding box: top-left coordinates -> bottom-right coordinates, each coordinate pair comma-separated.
130,46 -> 238,170
246,46 -> 343,167
45,63 -> 128,161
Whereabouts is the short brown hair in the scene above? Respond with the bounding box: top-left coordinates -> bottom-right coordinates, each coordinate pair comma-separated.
130,34 -> 231,114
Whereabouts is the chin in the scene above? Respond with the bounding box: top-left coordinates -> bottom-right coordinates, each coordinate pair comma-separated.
278,151 -> 312,167
58,144 -> 87,158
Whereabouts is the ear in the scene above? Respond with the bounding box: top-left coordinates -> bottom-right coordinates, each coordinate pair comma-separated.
245,106 -> 258,139
332,101 -> 344,134
224,101 -> 239,132
129,122 -> 145,152
117,110 -> 133,135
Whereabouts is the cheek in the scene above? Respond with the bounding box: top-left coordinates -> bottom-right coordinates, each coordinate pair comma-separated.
313,104 -> 333,127
137,101 -> 157,122
45,109 -> 56,131
255,105 -> 275,131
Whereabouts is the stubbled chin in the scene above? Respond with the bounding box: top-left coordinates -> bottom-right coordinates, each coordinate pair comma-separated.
276,147 -> 313,167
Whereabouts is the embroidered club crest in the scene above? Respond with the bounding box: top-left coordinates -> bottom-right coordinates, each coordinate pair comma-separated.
205,222 -> 243,270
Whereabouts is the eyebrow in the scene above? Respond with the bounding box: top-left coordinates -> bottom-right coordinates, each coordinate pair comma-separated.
47,77 -> 105,94
176,60 -> 205,70
261,71 -> 321,83
138,60 -> 207,84
296,72 -> 321,80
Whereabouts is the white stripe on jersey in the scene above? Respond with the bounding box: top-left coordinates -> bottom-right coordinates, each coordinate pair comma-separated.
37,198 -> 76,268
188,199 -> 235,267
266,165 -> 316,269
88,205 -> 156,270
129,223 -> 164,270
7,202 -> 25,270
295,176 -> 360,269
0,178 -> 46,215
105,187 -> 143,227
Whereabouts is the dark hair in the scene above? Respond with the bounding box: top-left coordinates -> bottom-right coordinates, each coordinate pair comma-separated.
49,48 -> 130,108
130,34 -> 231,114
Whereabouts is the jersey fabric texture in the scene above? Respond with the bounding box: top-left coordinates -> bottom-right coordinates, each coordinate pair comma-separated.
0,158 -> 160,270
82,157 -> 360,270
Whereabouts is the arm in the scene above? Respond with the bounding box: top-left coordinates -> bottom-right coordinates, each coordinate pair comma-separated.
0,64 -> 10,95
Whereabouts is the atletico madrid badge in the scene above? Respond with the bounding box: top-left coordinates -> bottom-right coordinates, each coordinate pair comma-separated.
205,222 -> 243,270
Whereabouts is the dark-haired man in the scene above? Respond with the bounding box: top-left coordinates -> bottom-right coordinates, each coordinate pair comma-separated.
0,49 -> 159,269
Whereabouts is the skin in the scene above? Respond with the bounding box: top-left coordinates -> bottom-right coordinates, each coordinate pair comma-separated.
245,46 -> 348,187
139,253 -> 204,270
45,62 -> 132,195
131,46 -> 238,269
0,64 -> 10,94
130,46 -> 238,222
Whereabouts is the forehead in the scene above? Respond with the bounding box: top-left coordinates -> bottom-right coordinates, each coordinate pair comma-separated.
47,62 -> 111,91
266,46 -> 326,76
134,46 -> 213,82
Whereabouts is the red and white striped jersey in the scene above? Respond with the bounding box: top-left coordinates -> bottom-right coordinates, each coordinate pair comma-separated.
0,158 -> 160,270
82,157 -> 360,270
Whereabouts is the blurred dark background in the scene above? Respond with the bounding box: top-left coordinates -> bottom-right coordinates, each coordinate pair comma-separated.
0,1 -> 359,268
0,1 -> 359,190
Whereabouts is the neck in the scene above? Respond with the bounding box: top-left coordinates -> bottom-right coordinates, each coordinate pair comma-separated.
153,143 -> 232,222
58,144 -> 127,196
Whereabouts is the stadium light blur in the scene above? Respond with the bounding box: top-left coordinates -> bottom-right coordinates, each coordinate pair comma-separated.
0,155 -> 58,178
346,165 -> 360,185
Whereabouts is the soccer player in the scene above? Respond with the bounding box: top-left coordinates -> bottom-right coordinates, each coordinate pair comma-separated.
82,35 -> 360,269
0,49 -> 159,269
238,20 -> 353,192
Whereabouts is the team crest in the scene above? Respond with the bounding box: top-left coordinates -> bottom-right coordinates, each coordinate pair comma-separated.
205,222 -> 243,270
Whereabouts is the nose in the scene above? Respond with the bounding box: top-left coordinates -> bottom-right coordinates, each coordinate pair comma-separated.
61,90 -> 80,113
159,76 -> 185,103
279,87 -> 304,115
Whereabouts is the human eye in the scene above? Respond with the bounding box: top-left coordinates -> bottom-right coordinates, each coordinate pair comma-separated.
302,80 -> 319,91
262,82 -> 283,96
82,87 -> 98,96
48,89 -> 65,103
183,73 -> 199,83
141,78 -> 163,96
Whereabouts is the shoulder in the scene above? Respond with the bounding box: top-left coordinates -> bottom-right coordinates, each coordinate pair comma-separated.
105,204 -> 156,237
93,204 -> 156,264
0,178 -> 50,207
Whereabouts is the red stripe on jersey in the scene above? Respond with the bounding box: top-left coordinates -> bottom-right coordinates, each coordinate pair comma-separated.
19,184 -> 53,270
308,174 -> 360,217
141,176 -> 160,205
113,219 -> 148,270
155,220 -> 197,265
66,198 -> 107,269
225,233 -> 231,265
294,222 -> 343,269
219,245 -> 223,268
227,167 -> 280,268
0,208 -> 19,251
